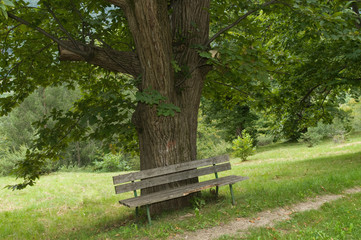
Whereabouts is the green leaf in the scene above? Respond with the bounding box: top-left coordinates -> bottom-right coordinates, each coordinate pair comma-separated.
0,7 -> 7,20
3,0 -> 14,7
157,103 -> 181,117
171,60 -> 181,73
135,88 -> 166,105
199,51 -> 212,59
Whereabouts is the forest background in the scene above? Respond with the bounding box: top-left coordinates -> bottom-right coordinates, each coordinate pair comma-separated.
0,83 -> 360,176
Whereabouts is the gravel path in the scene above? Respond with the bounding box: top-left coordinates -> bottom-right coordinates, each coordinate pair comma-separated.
172,187 -> 361,240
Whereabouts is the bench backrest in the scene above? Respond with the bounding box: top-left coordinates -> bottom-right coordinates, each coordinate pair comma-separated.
113,155 -> 230,194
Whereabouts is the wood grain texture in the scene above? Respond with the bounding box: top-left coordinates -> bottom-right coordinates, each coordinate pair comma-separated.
119,175 -> 249,207
113,155 -> 229,185
115,162 -> 231,194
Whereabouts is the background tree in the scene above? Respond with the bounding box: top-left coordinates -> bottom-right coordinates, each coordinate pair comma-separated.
201,98 -> 258,144
0,85 -> 102,174
204,1 -> 361,141
0,86 -> 80,148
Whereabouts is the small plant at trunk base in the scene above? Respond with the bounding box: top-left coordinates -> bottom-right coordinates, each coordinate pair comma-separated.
191,195 -> 205,217
232,130 -> 256,161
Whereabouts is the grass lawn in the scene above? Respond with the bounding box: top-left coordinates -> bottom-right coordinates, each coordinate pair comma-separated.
219,192 -> 361,240
1,134 -> 361,239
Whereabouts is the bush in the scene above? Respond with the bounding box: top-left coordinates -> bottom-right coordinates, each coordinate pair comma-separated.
232,130 -> 256,161
0,146 -> 56,176
301,119 -> 351,147
197,116 -> 231,159
197,138 -> 231,160
257,134 -> 274,146
347,98 -> 361,132
93,153 -> 135,172
300,130 -> 323,147
331,118 -> 350,144
0,147 -> 26,176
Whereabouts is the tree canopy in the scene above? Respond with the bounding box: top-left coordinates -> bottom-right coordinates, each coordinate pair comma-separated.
1,0 -> 361,197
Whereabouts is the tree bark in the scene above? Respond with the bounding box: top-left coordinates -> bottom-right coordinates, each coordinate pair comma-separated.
57,0 -> 211,213
123,0 -> 211,212
58,41 -> 141,77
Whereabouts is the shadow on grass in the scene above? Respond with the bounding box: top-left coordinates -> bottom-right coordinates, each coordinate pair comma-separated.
2,150 -> 359,240
69,151 -> 361,239
55,190 -> 228,239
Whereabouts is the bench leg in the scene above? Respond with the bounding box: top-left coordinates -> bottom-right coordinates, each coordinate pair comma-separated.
146,205 -> 152,225
135,207 -> 139,218
216,186 -> 219,197
229,184 -> 235,205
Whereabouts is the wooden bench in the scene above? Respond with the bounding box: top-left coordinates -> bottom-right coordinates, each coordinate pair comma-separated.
112,155 -> 248,224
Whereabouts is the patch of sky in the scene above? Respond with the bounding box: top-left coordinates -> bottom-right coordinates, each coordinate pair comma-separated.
27,0 -> 39,8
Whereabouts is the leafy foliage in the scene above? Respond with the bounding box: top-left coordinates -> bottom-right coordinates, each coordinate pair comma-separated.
0,145 -> 57,176
348,97 -> 361,132
93,153 -> 131,172
2,0 -> 361,189
0,0 -> 14,19
201,98 -> 258,143
136,88 -> 180,116
300,118 -> 352,147
232,130 -> 256,161
197,112 -> 231,159
206,0 -> 361,141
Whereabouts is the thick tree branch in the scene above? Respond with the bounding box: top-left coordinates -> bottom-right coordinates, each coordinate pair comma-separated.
299,83 -> 322,105
2,23 -> 21,54
8,12 -> 141,76
44,3 -> 80,50
58,41 -> 141,76
7,12 -> 87,57
206,0 -> 279,46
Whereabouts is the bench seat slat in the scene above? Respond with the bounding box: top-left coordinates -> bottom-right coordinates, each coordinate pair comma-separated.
119,175 -> 248,208
113,155 -> 229,185
115,162 -> 231,194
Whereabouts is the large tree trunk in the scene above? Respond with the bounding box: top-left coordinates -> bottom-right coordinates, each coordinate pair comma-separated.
57,0 -> 211,212
125,0 -> 210,212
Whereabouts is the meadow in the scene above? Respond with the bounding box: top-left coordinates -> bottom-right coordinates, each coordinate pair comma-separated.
1,134 -> 360,239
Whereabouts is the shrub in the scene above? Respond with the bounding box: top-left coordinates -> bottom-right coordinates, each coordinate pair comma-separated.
232,130 -> 256,161
257,134 -> 274,146
0,146 -> 56,176
301,119 -> 351,147
0,147 -> 26,176
93,153 -> 133,172
331,118 -> 350,144
300,130 -> 323,147
197,116 -> 231,159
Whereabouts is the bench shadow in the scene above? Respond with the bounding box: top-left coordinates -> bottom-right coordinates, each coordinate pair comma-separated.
58,150 -> 361,239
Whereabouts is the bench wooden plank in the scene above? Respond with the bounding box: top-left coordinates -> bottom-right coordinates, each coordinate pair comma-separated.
119,175 -> 249,207
115,162 -> 231,194
113,155 -> 229,185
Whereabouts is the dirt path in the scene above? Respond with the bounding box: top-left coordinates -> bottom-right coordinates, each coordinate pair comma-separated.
172,187 -> 361,240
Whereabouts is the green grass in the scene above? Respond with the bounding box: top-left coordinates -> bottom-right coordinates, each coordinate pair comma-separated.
1,134 -> 361,239
219,192 -> 361,240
